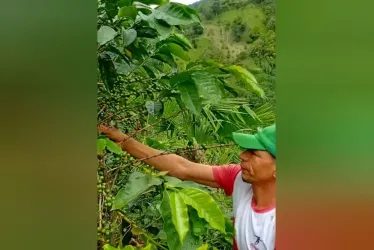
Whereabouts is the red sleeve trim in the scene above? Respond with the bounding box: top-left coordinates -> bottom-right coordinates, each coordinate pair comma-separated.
212,164 -> 241,196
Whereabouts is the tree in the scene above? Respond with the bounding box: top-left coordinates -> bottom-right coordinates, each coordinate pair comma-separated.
212,0 -> 222,16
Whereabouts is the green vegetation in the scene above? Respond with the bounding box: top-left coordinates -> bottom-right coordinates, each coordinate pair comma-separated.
185,0 -> 276,108
97,0 -> 275,249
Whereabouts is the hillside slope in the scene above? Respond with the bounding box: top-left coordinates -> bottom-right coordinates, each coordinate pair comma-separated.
184,0 -> 276,108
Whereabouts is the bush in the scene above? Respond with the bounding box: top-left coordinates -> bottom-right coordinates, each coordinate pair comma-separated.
266,16 -> 276,31
248,26 -> 260,41
237,51 -> 248,60
231,17 -> 247,42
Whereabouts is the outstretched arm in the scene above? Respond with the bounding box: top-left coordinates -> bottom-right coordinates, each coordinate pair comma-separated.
98,125 -> 220,188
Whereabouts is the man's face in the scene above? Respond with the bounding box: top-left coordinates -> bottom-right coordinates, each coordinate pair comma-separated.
239,149 -> 276,183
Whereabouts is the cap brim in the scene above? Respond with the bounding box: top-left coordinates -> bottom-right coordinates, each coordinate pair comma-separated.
232,132 -> 266,151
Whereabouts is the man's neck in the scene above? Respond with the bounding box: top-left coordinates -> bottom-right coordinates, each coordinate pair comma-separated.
252,181 -> 276,210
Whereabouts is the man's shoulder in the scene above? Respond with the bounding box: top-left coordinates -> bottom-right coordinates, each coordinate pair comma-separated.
212,164 -> 242,196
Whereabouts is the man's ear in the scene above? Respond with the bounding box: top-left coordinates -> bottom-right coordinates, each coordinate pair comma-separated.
273,171 -> 276,179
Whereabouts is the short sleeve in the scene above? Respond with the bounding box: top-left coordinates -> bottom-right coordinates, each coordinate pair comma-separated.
212,164 -> 241,196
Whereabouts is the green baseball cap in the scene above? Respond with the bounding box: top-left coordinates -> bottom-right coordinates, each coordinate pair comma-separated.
232,124 -> 276,157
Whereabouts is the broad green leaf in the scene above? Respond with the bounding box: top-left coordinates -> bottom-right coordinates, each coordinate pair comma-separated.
123,246 -> 136,250
162,33 -> 192,50
160,190 -> 182,250
103,244 -> 120,250
152,52 -> 176,68
182,3 -> 201,23
97,26 -> 117,46
112,171 -> 162,210
119,0 -> 132,7
177,80 -> 202,115
142,65 -> 157,79
169,192 -> 189,244
97,139 -> 107,155
105,140 -> 123,155
115,61 -> 134,75
164,175 -> 182,186
160,43 -> 189,61
118,6 -> 138,20
172,33 -> 192,49
197,244 -> 208,250
160,190 -> 202,250
104,2 -> 118,19
200,59 -> 225,70
137,0 -> 169,5
179,188 -> 225,233
145,137 -> 166,150
98,53 -> 117,92
170,71 -> 192,87
123,29 -> 137,46
158,171 -> 169,176
189,207 -> 207,236
142,244 -> 156,250
139,12 -> 171,40
134,2 -> 153,15
106,44 -> 130,63
227,65 -> 265,98
136,26 -> 158,38
191,71 -> 222,103
155,3 -> 200,26
145,101 -> 164,116
126,42 -> 149,61
175,181 -> 208,191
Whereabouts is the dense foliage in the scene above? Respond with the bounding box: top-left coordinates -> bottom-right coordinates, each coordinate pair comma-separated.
97,0 -> 275,250
185,0 -> 276,108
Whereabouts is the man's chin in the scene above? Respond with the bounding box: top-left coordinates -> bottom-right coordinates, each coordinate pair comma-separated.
241,173 -> 253,183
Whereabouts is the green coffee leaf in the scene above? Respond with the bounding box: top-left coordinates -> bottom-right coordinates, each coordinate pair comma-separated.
112,172 -> 162,210
137,0 -> 169,5
196,244 -> 208,250
97,26 -> 117,46
177,80 -> 202,115
97,139 -> 107,155
191,71 -> 222,103
160,190 -> 182,250
105,140 -> 123,155
118,6 -> 138,20
170,192 -> 189,243
123,29 -> 137,46
98,52 -> 117,92
155,3 -> 200,26
160,43 -> 189,61
179,188 -> 225,233
227,65 -> 265,98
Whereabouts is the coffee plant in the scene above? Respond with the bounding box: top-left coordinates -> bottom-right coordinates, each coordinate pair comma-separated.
97,0 -> 275,249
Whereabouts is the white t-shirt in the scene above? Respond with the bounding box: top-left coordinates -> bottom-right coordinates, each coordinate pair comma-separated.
213,164 -> 276,250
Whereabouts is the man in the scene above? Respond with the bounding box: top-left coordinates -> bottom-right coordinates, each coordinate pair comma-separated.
99,124 -> 276,250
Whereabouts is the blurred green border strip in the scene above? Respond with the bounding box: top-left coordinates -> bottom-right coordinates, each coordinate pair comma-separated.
0,1 -> 97,250
277,0 -> 374,249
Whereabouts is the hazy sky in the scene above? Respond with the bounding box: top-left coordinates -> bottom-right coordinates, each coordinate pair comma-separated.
171,0 -> 200,5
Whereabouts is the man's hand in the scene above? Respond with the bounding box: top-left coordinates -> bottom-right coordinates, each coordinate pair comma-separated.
98,124 -> 127,143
